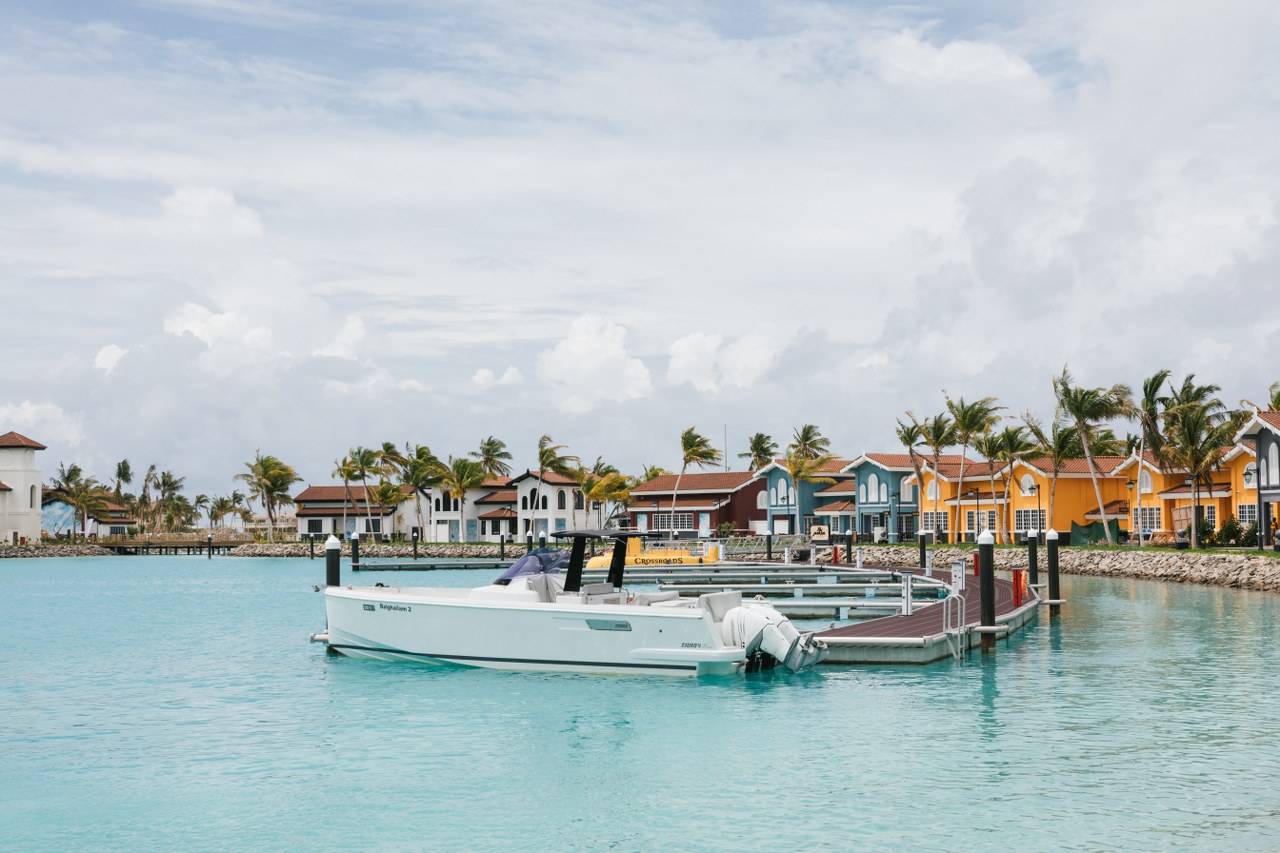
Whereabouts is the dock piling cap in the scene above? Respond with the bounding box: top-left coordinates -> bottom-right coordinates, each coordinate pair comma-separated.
1046,528 -> 1059,540
977,530 -> 994,545
325,535 -> 341,550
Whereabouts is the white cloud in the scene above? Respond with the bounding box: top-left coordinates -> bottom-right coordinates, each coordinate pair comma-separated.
0,401 -> 83,447
472,366 -> 523,390
160,187 -> 263,236
163,302 -> 290,379
93,344 -> 127,376
666,333 -> 722,392
536,316 -> 651,414
312,315 -> 367,359
666,330 -> 783,393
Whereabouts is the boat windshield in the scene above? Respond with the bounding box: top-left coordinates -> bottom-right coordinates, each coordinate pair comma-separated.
494,548 -> 569,584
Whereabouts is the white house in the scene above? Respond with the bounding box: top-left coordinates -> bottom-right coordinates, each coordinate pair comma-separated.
509,470 -> 583,538
293,484 -> 416,541
0,431 -> 45,545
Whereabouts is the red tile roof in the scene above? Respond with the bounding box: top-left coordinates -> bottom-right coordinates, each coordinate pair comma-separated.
481,476 -> 512,488
509,470 -> 579,486
295,484 -> 416,502
1084,500 -> 1130,520
632,471 -> 757,494
479,507 -> 517,519
0,481 -> 10,491
0,431 -> 46,449
1021,455 -> 1130,475
815,481 -> 857,495
814,500 -> 857,513
861,452 -> 966,470
631,497 -> 723,511
476,489 -> 516,504
1260,411 -> 1280,430
931,460 -> 1005,480
296,505 -> 395,517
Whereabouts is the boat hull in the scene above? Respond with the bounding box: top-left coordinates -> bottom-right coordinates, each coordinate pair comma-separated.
324,588 -> 745,677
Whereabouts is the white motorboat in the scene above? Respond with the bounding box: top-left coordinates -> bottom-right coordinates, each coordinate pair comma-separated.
314,530 -> 827,677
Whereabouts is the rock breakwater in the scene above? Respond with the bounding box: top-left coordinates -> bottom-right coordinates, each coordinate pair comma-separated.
0,544 -> 115,558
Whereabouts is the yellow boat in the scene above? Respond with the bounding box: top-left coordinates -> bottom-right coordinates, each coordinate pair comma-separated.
584,536 -> 722,569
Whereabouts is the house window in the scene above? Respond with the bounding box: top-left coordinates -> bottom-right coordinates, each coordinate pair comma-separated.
1269,443 -> 1278,485
369,519 -> 381,533
1019,474 -> 1035,496
757,491 -> 766,510
965,510 -> 997,533
926,481 -> 938,500
1132,506 -> 1161,531
655,513 -> 693,531
770,487 -> 777,505
435,498 -> 442,512
1203,505 -> 1216,529
540,496 -> 548,510
778,480 -> 789,505
858,483 -> 867,503
867,473 -> 880,500
307,519 -> 323,534
557,490 -> 566,510
900,480 -> 913,502
574,491 -> 583,510
29,484 -> 36,509
879,484 -> 888,503
1244,464 -> 1257,488
921,511 -> 948,531
1238,504 -> 1258,526
1013,509 -> 1046,532
521,496 -> 528,510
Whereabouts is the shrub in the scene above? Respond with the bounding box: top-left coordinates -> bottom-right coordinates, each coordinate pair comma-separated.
1217,514 -> 1243,547
1241,522 -> 1259,548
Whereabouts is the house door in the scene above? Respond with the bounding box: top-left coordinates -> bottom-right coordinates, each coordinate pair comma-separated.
465,519 -> 477,541
448,520 -> 460,541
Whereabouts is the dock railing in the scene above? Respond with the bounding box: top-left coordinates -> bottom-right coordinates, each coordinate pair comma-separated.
721,534 -> 806,559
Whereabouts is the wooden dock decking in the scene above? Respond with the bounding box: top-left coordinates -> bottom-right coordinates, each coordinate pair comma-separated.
815,563 -> 1041,664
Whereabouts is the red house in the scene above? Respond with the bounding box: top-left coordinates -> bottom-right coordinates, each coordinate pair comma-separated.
627,471 -> 766,537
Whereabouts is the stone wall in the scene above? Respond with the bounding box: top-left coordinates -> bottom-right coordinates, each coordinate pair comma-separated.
229,542 -> 510,559
809,545 -> 1280,592
0,543 -> 114,558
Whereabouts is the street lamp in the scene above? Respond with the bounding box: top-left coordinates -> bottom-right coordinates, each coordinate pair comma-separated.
1244,466 -> 1255,487
1027,483 -> 1042,542
967,488 -> 979,542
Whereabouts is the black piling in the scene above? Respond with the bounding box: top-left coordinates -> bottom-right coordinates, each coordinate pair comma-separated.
412,529 -> 419,560
206,533 -> 212,560
499,534 -> 506,560
1047,529 -> 1061,617
846,532 -> 854,565
538,535 -> 546,550
350,533 -> 360,570
1027,531 -> 1039,587
308,535 -> 316,560
526,534 -> 533,554
918,530 -> 927,569
979,531 -> 996,653
325,535 -> 341,587
766,533 -> 773,561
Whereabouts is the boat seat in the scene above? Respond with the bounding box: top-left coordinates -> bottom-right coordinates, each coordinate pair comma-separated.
582,582 -> 615,596
633,591 -> 680,606
698,590 -> 743,622
527,573 -> 560,603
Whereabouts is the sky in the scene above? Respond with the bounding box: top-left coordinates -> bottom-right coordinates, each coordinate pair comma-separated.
3,0 -> 1279,500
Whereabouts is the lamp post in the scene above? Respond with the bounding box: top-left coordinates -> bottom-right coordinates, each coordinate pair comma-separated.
1027,483 -> 1042,544
888,491 -> 899,544
1185,475 -> 1196,549
1125,480 -> 1134,544
967,488 -> 979,543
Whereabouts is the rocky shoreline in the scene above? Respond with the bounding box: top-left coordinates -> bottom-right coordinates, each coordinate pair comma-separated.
4,541 -> 1279,592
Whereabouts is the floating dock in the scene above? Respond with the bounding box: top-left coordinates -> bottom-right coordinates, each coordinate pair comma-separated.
815,563 -> 1040,664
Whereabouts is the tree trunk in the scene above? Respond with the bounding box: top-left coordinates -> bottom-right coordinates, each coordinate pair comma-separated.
1134,438 -> 1145,548
1078,425 -> 1114,545
670,466 -> 687,540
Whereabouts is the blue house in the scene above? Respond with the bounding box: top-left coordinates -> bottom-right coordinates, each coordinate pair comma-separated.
843,453 -> 923,543
755,458 -> 852,536
1236,410 -> 1280,548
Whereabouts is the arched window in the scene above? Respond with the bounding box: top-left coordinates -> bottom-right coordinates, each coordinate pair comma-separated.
927,480 -> 938,500
779,479 -> 789,504
541,496 -> 547,510
859,483 -> 867,503
770,487 -> 777,505
557,490 -> 566,510
453,496 -> 460,512
435,498 -> 442,512
30,484 -> 36,509
520,496 -> 528,510
757,491 -> 766,510
529,487 -> 538,506
867,473 -> 880,501
574,491 -> 583,510
1139,470 -> 1153,494
900,480 -> 913,502
880,484 -> 888,503
1020,474 -> 1035,495
1270,443 -> 1279,485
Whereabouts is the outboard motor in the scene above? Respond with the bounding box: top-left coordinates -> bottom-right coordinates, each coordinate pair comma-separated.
721,603 -> 828,673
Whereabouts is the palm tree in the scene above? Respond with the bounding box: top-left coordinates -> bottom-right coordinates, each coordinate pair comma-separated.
1241,381 -> 1280,412
581,470 -> 631,528
895,419 -> 928,531
50,465 -> 107,540
235,451 -> 302,542
379,442 -> 408,478
1162,400 -> 1234,548
369,480 -> 408,540
347,446 -> 387,533
113,459 -> 132,503
436,456 -> 487,541
789,424 -> 831,460
779,446 -> 835,536
400,445 -> 441,542
670,427 -> 722,536
639,465 -> 668,483
1053,367 -> 1135,545
979,424 -> 1034,543
738,433 -> 778,471
1130,369 -> 1171,547
533,435 -> 578,537
945,396 -> 1003,540
912,412 -> 958,539
471,436 -> 514,479
1024,412 -> 1081,535
332,456 -> 357,538
209,495 -> 236,528
192,493 -> 210,529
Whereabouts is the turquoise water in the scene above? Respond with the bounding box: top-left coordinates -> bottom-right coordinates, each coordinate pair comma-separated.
4,556 -> 1280,852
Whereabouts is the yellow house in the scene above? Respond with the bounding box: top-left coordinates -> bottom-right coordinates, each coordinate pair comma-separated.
1117,445 -> 1258,537
910,457 -> 1006,543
